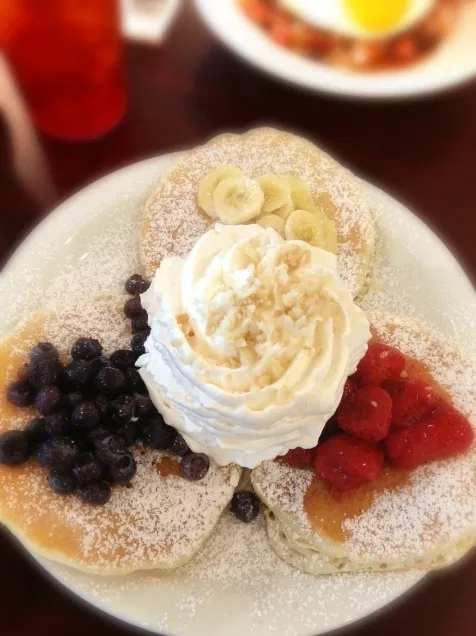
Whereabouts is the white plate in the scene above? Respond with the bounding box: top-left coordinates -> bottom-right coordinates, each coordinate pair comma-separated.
1,152 -> 476,636
195,0 -> 476,99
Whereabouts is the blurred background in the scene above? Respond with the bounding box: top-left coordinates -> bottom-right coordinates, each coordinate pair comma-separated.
0,0 -> 475,635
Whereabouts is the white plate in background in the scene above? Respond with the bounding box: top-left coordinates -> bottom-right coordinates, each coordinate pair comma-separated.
195,0 -> 476,98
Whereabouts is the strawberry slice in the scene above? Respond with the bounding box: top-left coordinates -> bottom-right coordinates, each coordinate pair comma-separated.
385,402 -> 474,469
337,385 -> 392,442
280,446 -> 315,469
355,342 -> 405,387
385,378 -> 436,429
314,433 -> 384,492
342,377 -> 357,402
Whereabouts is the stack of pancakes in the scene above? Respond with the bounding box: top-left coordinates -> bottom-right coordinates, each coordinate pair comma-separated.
0,129 -> 474,576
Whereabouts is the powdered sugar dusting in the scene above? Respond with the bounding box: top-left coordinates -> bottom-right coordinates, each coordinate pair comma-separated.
253,460 -> 315,532
361,191 -> 476,354
44,217 -> 142,311
54,512 -> 422,635
45,295 -> 131,358
343,313 -> 476,561
2,450 -> 236,573
141,128 -> 375,298
0,149 -> 474,633
254,314 -> 476,566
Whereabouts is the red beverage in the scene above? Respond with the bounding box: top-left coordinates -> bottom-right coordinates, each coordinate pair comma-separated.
0,0 -> 127,140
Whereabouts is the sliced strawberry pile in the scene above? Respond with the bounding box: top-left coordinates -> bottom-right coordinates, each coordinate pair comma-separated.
337,385 -> 392,443
282,339 -> 475,496
280,446 -> 315,470
354,342 -> 405,387
314,433 -> 384,492
342,377 -> 357,402
384,378 -> 436,429
385,402 -> 475,469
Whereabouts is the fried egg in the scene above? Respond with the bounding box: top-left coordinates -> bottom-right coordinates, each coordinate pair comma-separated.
279,0 -> 436,39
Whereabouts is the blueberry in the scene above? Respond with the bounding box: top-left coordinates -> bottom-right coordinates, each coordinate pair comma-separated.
30,342 -> 59,364
17,365 -> 31,384
7,381 -> 34,407
130,331 -> 149,355
30,358 -> 63,389
94,434 -> 127,465
63,392 -> 83,411
88,426 -> 112,444
116,422 -> 139,447
45,412 -> 71,437
0,430 -> 31,466
35,385 -> 62,415
71,401 -> 99,431
34,437 -> 80,470
171,433 -> 190,457
95,366 -> 126,395
124,296 -> 145,319
230,491 -> 260,523
71,337 -> 103,361
125,274 -> 150,295
113,395 -> 135,424
131,316 -> 149,334
124,367 -> 146,393
24,417 -> 49,447
78,482 -> 111,506
109,349 -> 137,368
90,356 -> 111,376
48,470 -> 76,495
134,394 -> 154,417
93,395 -> 114,423
72,452 -> 104,485
180,453 -> 210,481
140,417 -> 176,450
63,359 -> 92,389
110,452 -> 137,484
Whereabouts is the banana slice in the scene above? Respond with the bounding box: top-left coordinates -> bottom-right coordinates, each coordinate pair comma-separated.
257,214 -> 286,237
256,174 -> 292,214
297,199 -> 322,216
214,176 -> 264,225
297,202 -> 337,252
198,165 -> 242,218
318,213 -> 338,254
273,199 -> 294,220
284,174 -> 312,209
285,209 -> 338,253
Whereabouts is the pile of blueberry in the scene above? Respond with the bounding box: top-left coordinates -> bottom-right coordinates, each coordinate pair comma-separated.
124,273 -> 152,356
0,274 -> 211,505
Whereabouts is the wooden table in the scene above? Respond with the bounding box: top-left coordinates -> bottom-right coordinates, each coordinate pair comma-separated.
1,2 -> 475,635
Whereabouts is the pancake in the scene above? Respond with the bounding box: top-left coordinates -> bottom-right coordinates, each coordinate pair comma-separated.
265,509 -> 474,575
0,295 -> 240,575
252,312 -> 476,574
140,127 -> 376,300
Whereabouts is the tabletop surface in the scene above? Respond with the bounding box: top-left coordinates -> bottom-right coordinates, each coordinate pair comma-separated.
0,2 -> 475,635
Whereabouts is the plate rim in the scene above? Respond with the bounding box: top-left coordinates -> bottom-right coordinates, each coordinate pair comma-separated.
2,151 -> 476,635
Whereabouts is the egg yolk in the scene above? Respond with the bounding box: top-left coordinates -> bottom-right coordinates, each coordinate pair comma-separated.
344,0 -> 411,33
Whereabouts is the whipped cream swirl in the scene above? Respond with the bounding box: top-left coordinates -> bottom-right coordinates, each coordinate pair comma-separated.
138,224 -> 370,468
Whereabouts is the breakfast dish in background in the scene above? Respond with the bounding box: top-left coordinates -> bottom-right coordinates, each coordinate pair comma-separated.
196,0 -> 476,98
0,127 -> 475,633
239,0 -> 464,71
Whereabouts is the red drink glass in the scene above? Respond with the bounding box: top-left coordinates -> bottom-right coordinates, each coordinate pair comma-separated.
0,0 -> 127,141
